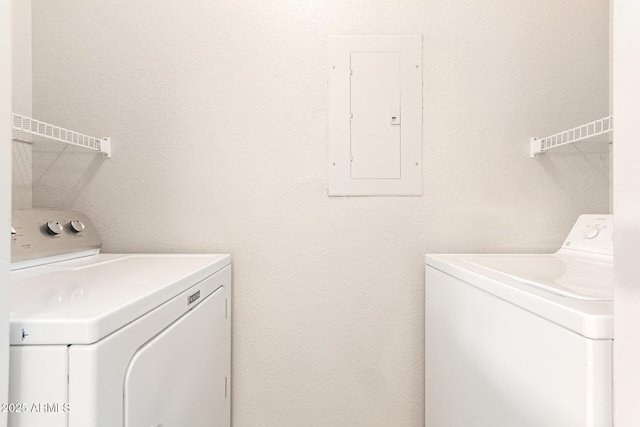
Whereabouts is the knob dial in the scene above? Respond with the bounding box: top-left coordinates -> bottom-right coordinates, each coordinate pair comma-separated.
581,227 -> 599,239
44,221 -> 64,235
69,220 -> 85,233
11,226 -> 16,237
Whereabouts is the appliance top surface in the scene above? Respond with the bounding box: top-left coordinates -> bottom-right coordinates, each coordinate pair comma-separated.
425,215 -> 614,339
9,253 -> 230,345
426,214 -> 613,301
459,254 -> 612,300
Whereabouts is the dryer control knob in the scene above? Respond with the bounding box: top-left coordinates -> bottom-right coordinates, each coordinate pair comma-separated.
44,221 -> 64,235
69,220 -> 85,233
11,226 -> 16,237
581,227 -> 599,239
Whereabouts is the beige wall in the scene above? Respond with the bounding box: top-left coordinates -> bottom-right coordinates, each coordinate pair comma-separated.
11,0 -> 31,209
30,1 -> 610,425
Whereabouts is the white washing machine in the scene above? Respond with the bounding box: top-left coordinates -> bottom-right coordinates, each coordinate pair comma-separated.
425,214 -> 613,427
8,210 -> 231,427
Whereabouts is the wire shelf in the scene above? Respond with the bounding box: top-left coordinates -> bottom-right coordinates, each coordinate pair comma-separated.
12,113 -> 111,158
530,116 -> 612,158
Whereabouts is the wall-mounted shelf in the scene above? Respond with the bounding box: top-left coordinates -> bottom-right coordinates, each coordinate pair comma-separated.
530,116 -> 613,158
12,113 -> 111,158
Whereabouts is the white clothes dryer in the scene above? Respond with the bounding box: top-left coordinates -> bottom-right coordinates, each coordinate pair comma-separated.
9,210 -> 231,427
425,214 -> 613,427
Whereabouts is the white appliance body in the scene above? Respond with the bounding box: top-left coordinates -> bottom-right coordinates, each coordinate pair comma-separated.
8,210 -> 231,427
425,215 -> 613,427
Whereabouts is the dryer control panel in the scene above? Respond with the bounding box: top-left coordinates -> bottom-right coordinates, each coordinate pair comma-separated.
562,214 -> 613,256
11,209 -> 102,266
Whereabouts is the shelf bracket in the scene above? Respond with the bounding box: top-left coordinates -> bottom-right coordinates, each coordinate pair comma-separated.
530,137 -> 542,159
100,137 -> 112,159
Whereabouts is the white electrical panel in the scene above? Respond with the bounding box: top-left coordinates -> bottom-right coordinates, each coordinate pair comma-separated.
329,35 -> 423,196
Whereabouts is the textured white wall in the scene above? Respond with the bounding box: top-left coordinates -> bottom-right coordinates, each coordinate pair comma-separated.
11,0 -> 31,209
30,0 -> 610,425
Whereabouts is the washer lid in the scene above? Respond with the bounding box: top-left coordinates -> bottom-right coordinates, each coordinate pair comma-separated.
425,253 -> 613,339
9,253 -> 230,345
461,255 -> 613,301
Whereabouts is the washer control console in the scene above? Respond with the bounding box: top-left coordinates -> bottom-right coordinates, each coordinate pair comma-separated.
11,209 -> 102,264
562,214 -> 613,256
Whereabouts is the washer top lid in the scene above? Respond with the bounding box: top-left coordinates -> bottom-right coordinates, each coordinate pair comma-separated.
425,253 -> 613,339
9,253 -> 230,345
461,255 -> 613,301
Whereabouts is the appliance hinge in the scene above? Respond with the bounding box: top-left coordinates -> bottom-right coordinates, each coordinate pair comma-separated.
225,298 -> 228,319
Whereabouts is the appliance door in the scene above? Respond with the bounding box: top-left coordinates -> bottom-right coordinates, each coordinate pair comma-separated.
68,266 -> 230,427
124,288 -> 227,427
425,266 -> 612,427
